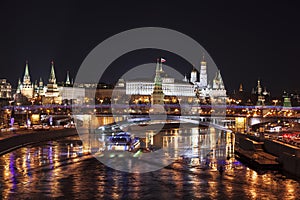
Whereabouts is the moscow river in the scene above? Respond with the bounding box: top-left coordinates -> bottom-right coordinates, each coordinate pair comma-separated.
0,117 -> 299,199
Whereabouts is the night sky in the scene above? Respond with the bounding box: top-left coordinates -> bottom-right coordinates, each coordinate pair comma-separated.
1,1 -> 300,97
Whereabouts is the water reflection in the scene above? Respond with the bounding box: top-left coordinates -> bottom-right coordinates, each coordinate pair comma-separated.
0,117 -> 299,199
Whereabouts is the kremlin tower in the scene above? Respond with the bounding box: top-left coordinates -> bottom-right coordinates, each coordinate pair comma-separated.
44,61 -> 61,104
151,59 -> 165,105
65,71 -> 71,86
198,54 -> 208,89
190,67 -> 197,83
46,61 -> 59,93
20,61 -> 34,99
212,70 -> 225,90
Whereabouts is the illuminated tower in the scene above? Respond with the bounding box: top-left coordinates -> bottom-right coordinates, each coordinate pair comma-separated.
212,70 -> 225,89
46,61 -> 59,93
151,59 -> 165,105
16,78 -> 22,94
23,61 -> 31,85
239,83 -> 243,92
65,71 -> 71,86
20,61 -> 34,99
190,67 -> 197,83
256,79 -> 265,106
34,80 -> 38,96
218,71 -> 225,89
283,91 -> 291,107
257,80 -> 262,95
183,74 -> 188,82
39,77 -> 43,89
37,77 -> 44,96
44,61 -> 61,104
199,54 -> 208,88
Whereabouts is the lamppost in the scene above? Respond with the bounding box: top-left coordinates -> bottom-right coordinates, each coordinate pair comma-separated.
272,99 -> 279,116
114,98 -> 118,104
100,99 -> 103,113
24,110 -> 28,126
113,98 -> 118,114
8,100 -> 14,127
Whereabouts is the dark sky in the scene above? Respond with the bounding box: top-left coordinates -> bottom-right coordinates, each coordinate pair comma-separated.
1,0 -> 300,96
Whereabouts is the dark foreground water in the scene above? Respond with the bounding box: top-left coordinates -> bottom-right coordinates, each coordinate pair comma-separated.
0,128 -> 299,199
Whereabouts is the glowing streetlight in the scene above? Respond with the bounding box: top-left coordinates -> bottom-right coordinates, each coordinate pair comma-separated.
100,99 -> 104,113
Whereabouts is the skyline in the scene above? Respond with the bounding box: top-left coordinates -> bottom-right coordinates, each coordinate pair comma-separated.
4,53 -> 297,99
1,1 -> 300,96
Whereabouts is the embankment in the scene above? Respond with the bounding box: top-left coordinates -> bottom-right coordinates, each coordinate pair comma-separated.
264,139 -> 300,177
235,132 -> 300,178
0,128 -> 78,155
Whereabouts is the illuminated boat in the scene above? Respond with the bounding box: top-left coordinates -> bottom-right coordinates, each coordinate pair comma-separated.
106,132 -> 140,152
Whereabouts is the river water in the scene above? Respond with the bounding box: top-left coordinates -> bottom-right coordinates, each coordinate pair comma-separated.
0,119 -> 299,199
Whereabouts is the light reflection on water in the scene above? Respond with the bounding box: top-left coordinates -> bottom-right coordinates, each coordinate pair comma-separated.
0,118 -> 299,199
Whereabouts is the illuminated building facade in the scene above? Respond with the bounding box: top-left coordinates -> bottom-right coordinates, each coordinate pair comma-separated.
126,56 -> 227,102
126,60 -> 195,97
194,56 -> 227,101
0,79 -> 12,99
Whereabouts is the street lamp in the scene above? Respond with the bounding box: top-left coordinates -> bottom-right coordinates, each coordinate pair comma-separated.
273,99 -> 278,106
100,99 -> 103,113
114,98 -> 118,104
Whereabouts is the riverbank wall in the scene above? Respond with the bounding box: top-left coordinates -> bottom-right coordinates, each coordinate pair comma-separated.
0,128 -> 78,155
264,139 -> 300,177
235,132 -> 300,178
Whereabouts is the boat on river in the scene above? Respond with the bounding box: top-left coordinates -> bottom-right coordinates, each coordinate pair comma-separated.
106,132 -> 140,152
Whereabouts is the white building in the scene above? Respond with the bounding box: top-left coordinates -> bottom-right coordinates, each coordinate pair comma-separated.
126,56 -> 226,100
59,87 -> 85,104
126,78 -> 195,97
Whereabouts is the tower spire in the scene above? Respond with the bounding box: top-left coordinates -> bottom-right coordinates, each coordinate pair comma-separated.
190,64 -> 197,83
49,61 -> 56,84
257,79 -> 262,95
239,83 -> 243,92
39,77 -> 43,87
151,58 -> 164,105
24,60 -> 29,76
23,61 -> 31,84
199,53 -> 208,88
66,71 -> 71,85
154,59 -> 162,85
17,78 -> 22,94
